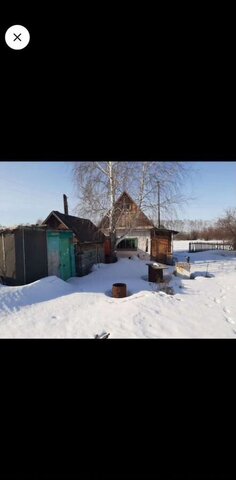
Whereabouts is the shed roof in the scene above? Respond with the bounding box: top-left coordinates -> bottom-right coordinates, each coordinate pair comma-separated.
0,225 -> 47,234
153,226 -> 179,235
43,211 -> 105,243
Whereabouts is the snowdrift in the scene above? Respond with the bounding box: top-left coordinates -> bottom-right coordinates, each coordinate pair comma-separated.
0,276 -> 75,314
0,243 -> 236,338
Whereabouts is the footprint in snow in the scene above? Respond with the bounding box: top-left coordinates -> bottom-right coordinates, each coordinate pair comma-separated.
225,316 -> 235,325
223,307 -> 231,314
214,298 -> 221,304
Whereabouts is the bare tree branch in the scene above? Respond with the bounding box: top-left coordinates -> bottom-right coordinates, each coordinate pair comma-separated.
72,160 -> 193,250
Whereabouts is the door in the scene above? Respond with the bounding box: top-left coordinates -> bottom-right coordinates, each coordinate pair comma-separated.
47,231 -> 75,280
157,239 -> 169,263
59,232 -> 73,280
151,238 -> 169,263
47,232 -> 60,277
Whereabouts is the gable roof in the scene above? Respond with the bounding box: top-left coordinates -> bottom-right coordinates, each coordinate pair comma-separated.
99,191 -> 179,235
99,191 -> 154,230
115,190 -> 138,205
43,211 -> 104,243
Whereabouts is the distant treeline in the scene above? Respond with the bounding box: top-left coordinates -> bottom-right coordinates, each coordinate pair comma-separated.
163,208 -> 236,246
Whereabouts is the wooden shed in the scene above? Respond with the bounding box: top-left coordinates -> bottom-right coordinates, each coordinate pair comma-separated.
0,226 -> 76,285
151,227 -> 178,264
43,211 -> 105,276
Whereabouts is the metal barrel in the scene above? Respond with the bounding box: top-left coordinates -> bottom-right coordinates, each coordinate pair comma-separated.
112,283 -> 127,298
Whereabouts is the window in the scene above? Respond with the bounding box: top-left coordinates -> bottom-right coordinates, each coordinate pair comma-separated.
146,238 -> 149,252
123,203 -> 131,211
117,238 -> 138,250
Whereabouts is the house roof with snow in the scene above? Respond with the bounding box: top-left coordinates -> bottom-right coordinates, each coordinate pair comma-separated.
42,211 -> 105,243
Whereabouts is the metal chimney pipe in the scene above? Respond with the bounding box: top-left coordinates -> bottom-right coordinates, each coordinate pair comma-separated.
63,194 -> 69,215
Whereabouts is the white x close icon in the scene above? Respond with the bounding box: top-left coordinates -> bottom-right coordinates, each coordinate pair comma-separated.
5,25 -> 30,50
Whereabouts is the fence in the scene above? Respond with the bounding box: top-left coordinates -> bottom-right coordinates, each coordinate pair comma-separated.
188,258 -> 236,276
189,242 -> 233,253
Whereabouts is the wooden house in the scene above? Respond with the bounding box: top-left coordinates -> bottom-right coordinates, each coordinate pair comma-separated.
99,191 -> 178,264
42,211 -> 105,276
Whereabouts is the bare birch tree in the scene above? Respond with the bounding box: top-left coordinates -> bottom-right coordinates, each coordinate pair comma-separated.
72,160 -> 191,249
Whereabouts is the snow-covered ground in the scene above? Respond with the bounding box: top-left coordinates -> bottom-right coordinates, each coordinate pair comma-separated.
0,240 -> 236,338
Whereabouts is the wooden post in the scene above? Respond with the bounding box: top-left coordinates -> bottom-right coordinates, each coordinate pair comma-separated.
148,265 -> 164,283
1,233 -> 6,276
22,228 -> 26,284
157,181 -> 161,228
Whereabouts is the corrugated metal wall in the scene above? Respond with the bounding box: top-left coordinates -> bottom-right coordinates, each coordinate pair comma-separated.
24,229 -> 48,283
15,228 -> 48,285
1,228 -> 48,285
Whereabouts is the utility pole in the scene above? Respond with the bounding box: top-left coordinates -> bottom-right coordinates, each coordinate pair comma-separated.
157,181 -> 161,228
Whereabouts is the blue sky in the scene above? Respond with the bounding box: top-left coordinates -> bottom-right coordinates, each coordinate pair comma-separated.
0,162 -> 77,226
184,161 -> 236,221
0,161 -> 235,226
